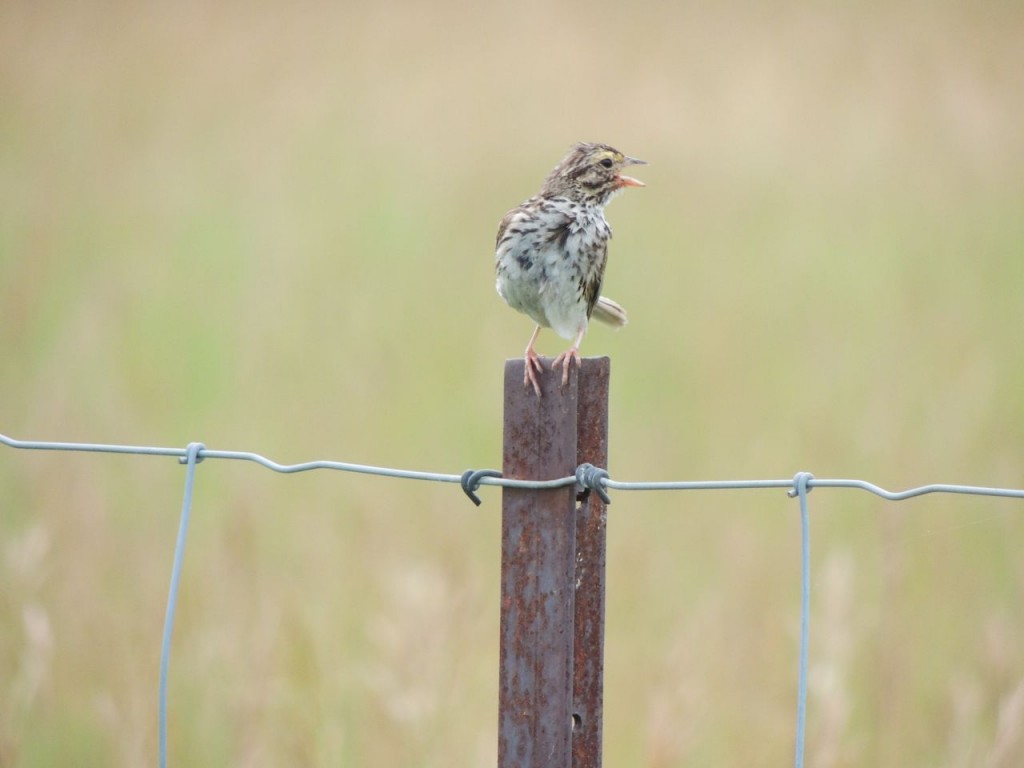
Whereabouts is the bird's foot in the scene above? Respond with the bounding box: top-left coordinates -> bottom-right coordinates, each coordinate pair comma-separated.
551,347 -> 582,388
524,349 -> 544,397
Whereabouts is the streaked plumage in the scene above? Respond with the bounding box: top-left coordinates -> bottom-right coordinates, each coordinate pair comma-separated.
495,142 -> 645,395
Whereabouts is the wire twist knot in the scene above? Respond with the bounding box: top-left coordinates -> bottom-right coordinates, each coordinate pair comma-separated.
178,442 -> 206,466
460,468 -> 503,506
788,471 -> 815,498
576,463 -> 612,504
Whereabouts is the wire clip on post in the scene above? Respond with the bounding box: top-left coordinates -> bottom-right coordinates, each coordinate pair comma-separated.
576,463 -> 612,504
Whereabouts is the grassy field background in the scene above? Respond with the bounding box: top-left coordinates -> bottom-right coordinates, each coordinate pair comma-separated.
2,1 -> 1023,765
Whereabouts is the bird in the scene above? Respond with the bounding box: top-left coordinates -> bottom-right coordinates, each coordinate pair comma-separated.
494,142 -> 646,396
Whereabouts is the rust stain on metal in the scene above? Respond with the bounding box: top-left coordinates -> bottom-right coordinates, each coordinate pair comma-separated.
573,358 -> 609,768
498,357 -> 609,768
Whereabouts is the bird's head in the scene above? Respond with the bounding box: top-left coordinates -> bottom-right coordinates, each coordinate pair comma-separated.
541,142 -> 646,205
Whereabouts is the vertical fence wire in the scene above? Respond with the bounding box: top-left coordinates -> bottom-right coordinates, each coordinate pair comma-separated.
790,472 -> 814,768
159,442 -> 205,768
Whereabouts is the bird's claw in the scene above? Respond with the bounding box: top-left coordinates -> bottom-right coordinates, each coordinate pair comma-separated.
523,345 -> 580,397
524,351 -> 544,397
552,348 -> 581,388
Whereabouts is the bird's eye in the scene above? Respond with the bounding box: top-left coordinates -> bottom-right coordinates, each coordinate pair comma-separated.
600,158 -> 614,169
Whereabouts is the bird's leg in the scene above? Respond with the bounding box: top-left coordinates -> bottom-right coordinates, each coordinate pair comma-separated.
523,325 -> 544,397
551,326 -> 587,387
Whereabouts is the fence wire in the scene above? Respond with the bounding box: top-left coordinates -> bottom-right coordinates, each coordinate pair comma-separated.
4,431 -> 1024,502
3,430 -> 1023,768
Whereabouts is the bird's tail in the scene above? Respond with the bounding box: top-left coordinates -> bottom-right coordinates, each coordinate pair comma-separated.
591,296 -> 628,328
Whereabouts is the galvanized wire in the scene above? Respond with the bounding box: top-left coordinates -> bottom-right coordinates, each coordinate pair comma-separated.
3,429 -> 1024,768
159,442 -> 204,768
790,472 -> 814,768
5,432 -> 1024,501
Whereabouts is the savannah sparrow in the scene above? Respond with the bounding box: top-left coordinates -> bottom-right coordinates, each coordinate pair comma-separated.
495,142 -> 646,396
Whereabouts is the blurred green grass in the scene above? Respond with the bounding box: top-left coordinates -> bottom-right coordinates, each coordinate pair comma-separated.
2,1 -> 1023,765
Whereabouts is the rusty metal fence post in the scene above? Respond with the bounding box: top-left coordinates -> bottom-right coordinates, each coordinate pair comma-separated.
499,357 -> 610,768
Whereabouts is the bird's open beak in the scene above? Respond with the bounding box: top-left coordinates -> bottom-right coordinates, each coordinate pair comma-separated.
617,157 -> 647,188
